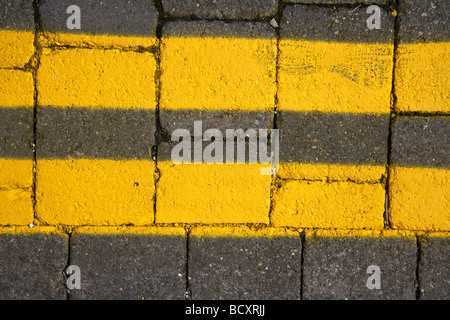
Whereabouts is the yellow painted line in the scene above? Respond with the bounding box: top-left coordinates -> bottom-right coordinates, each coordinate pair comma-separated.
272,180 -> 385,229
0,69 -> 34,107
190,226 -> 299,238
36,159 -> 155,226
395,42 -> 450,113
278,163 -> 386,182
0,159 -> 34,226
278,40 -> 393,114
0,30 -> 35,68
40,32 -> 158,49
0,159 -> 33,189
73,226 -> 185,236
306,229 -> 416,239
160,36 -> 277,111
37,48 -> 156,109
389,166 -> 450,231
156,162 -> 271,224
0,188 -> 33,226
0,226 -> 65,235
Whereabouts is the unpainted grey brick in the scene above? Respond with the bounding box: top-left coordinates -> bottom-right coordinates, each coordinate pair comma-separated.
0,232 -> 68,300
419,236 -> 450,300
0,107 -> 34,159
189,235 -> 302,299
69,233 -> 186,300
40,0 -> 158,37
161,0 -> 279,20
303,234 -> 417,300
0,0 -> 35,30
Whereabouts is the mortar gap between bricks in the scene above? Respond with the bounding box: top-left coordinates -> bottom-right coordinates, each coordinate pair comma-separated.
384,0 -> 400,230
415,234 -> 423,300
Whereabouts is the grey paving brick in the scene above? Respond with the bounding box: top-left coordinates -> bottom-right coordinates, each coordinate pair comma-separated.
69,233 -> 186,300
160,110 -> 273,137
280,4 -> 395,42
0,0 -> 34,30
303,234 -> 417,300
285,1 -> 389,4
0,232 -> 68,300
392,116 -> 450,168
277,111 -> 389,166
189,235 -> 302,299
36,106 -> 156,160
398,0 -> 449,43
40,0 -> 158,37
161,0 -> 279,20
419,236 -> 449,300
0,107 -> 33,159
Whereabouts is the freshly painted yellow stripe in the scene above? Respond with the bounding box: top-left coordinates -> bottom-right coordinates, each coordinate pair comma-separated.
389,166 -> 450,231
395,42 -> 450,112
36,159 -> 155,226
278,163 -> 386,182
0,30 -> 35,68
190,226 -> 299,238
160,36 -> 277,111
40,32 -> 158,49
37,48 -> 156,109
156,162 -> 271,224
306,229 -> 416,239
0,69 -> 34,107
272,180 -> 385,229
73,226 -> 185,236
0,226 -> 64,235
278,40 -> 393,114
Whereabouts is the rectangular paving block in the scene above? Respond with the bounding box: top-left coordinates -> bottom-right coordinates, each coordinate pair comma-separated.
160,20 -> 277,134
156,143 -> 271,224
303,230 -> 417,300
0,0 -> 35,68
40,0 -> 159,48
0,70 -> 34,225
418,235 -> 450,300
37,48 -> 157,109
188,227 -> 301,300
161,0 -> 279,19
35,106 -> 156,226
395,0 -> 449,112
272,179 -> 386,229
69,227 -> 186,300
277,111 -> 389,180
390,116 -> 449,231
279,5 -> 394,114
0,227 -> 68,300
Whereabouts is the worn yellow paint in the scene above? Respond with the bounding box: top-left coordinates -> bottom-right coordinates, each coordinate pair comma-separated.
0,69 -> 34,107
36,159 -> 155,226
272,180 -> 385,229
278,40 -> 393,114
73,226 -> 185,236
0,30 -> 35,68
389,166 -> 450,231
278,162 -> 386,182
395,43 -> 450,112
156,162 -> 271,224
40,32 -> 158,49
306,229 -> 416,239
160,36 -> 277,111
37,48 -> 156,109
190,226 -> 299,238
